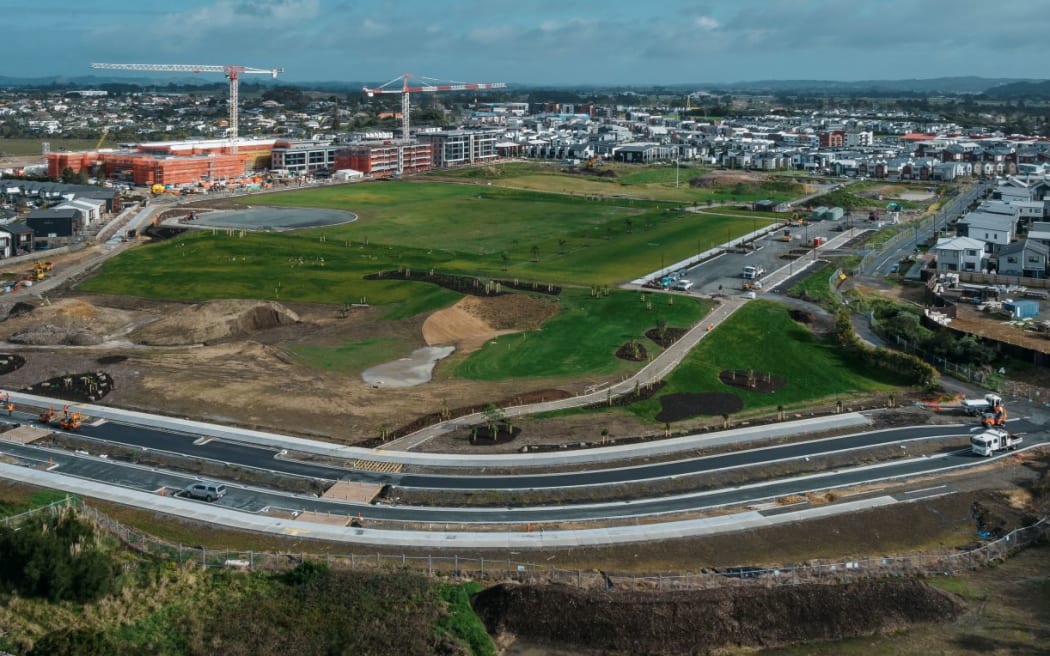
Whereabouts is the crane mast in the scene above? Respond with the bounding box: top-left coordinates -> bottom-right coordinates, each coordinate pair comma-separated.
362,73 -> 506,143
90,62 -> 283,152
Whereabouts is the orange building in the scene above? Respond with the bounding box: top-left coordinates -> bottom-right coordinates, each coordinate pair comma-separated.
333,142 -> 432,178
46,138 -> 277,186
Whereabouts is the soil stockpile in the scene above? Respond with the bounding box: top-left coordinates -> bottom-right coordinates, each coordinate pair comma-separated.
129,300 -> 300,346
473,579 -> 964,655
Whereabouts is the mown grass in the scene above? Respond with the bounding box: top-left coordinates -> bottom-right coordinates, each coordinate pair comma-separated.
425,162 -> 806,204
456,289 -> 710,380
82,184 -> 778,299
789,263 -> 838,308
0,138 -> 99,157
288,336 -> 407,373
627,301 -> 907,421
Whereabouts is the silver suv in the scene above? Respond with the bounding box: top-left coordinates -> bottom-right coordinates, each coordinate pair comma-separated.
183,482 -> 227,502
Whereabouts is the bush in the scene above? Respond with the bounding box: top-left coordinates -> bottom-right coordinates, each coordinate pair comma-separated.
0,511 -> 116,603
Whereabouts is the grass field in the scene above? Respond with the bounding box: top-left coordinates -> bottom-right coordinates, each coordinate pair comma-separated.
84,183 -> 780,304
456,288 -> 710,380
0,138 -> 99,157
427,162 -> 807,203
627,301 -> 905,421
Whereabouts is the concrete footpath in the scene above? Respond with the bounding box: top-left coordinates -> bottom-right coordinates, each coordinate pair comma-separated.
383,296 -> 753,451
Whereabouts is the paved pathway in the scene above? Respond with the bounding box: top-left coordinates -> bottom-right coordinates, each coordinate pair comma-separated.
381,295 -> 751,451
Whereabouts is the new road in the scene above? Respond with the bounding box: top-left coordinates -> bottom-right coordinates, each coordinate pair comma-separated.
0,414 -> 1043,524
7,414 -> 1004,491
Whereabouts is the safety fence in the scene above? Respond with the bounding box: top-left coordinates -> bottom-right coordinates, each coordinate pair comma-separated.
0,495 -> 79,528
57,503 -> 1049,591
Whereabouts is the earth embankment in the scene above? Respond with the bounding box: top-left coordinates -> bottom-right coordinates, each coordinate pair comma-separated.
473,579 -> 964,655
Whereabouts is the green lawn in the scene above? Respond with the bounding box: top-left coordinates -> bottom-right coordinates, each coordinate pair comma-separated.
0,138 -> 99,157
84,183 -> 779,301
288,336 -> 407,373
425,162 -> 807,204
628,301 -> 906,421
457,288 -> 711,380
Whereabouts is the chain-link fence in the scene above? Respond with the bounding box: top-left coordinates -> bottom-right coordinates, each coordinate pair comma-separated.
0,495 -> 79,528
75,503 -> 1048,591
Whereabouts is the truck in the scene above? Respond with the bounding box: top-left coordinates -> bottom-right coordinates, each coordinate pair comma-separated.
970,428 -> 1022,456
961,393 -> 1003,416
742,265 -> 765,280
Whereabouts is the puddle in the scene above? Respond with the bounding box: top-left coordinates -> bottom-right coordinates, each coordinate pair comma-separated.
361,346 -> 455,388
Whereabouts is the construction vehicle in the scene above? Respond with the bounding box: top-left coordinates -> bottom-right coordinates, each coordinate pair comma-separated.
742,265 -> 765,280
962,393 -> 1003,416
776,229 -> 794,242
38,407 -> 58,424
970,428 -> 1022,456
59,410 -> 82,431
981,400 -> 1007,428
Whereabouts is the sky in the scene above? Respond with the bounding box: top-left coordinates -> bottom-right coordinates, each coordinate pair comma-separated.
9,0 -> 1050,86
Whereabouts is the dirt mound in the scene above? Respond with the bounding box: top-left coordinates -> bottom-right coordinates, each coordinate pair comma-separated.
655,392 -> 744,422
423,295 -> 558,353
0,298 -> 134,345
130,300 -> 300,346
473,579 -> 964,655
5,302 -> 35,319
9,324 -> 105,346
689,171 -> 769,189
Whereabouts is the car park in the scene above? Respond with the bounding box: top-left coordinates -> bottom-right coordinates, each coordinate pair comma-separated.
182,482 -> 227,502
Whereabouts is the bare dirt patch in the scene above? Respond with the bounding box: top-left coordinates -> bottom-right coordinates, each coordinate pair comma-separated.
656,392 -> 744,422
689,171 -> 770,188
422,295 -> 557,353
614,340 -> 648,362
0,298 -> 136,346
474,579 -> 964,656
129,299 -> 300,346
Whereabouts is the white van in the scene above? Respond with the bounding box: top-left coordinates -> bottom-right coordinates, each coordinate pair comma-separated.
672,280 -> 694,291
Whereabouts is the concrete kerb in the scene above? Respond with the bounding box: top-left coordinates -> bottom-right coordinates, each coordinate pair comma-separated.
0,459 -> 902,548
3,389 -> 870,469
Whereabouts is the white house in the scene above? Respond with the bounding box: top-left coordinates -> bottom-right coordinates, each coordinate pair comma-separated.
956,212 -> 1016,252
932,236 -> 988,273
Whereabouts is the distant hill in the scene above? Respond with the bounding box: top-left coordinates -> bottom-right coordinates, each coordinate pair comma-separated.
703,77 -> 1038,95
980,80 -> 1050,99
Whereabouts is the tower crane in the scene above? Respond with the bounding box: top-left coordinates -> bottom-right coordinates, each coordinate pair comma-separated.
362,73 -> 506,143
90,62 -> 284,152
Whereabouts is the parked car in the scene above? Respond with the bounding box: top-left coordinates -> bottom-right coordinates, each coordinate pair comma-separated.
183,482 -> 227,502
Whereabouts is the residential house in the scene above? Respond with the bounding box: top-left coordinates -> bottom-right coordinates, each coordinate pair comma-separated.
955,212 -> 1016,252
1,224 -> 34,255
997,239 -> 1049,278
932,236 -> 988,272
24,209 -> 80,247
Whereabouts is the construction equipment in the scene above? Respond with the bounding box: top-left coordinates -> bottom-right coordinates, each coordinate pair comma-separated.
970,428 -> 1022,456
38,407 -> 57,424
362,73 -> 506,168
59,409 -> 82,431
90,62 -> 283,152
981,399 -> 1007,428
776,229 -> 794,242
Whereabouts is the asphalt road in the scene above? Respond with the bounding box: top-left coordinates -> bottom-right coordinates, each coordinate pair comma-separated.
0,433 -> 1041,524
5,415 -> 1010,491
